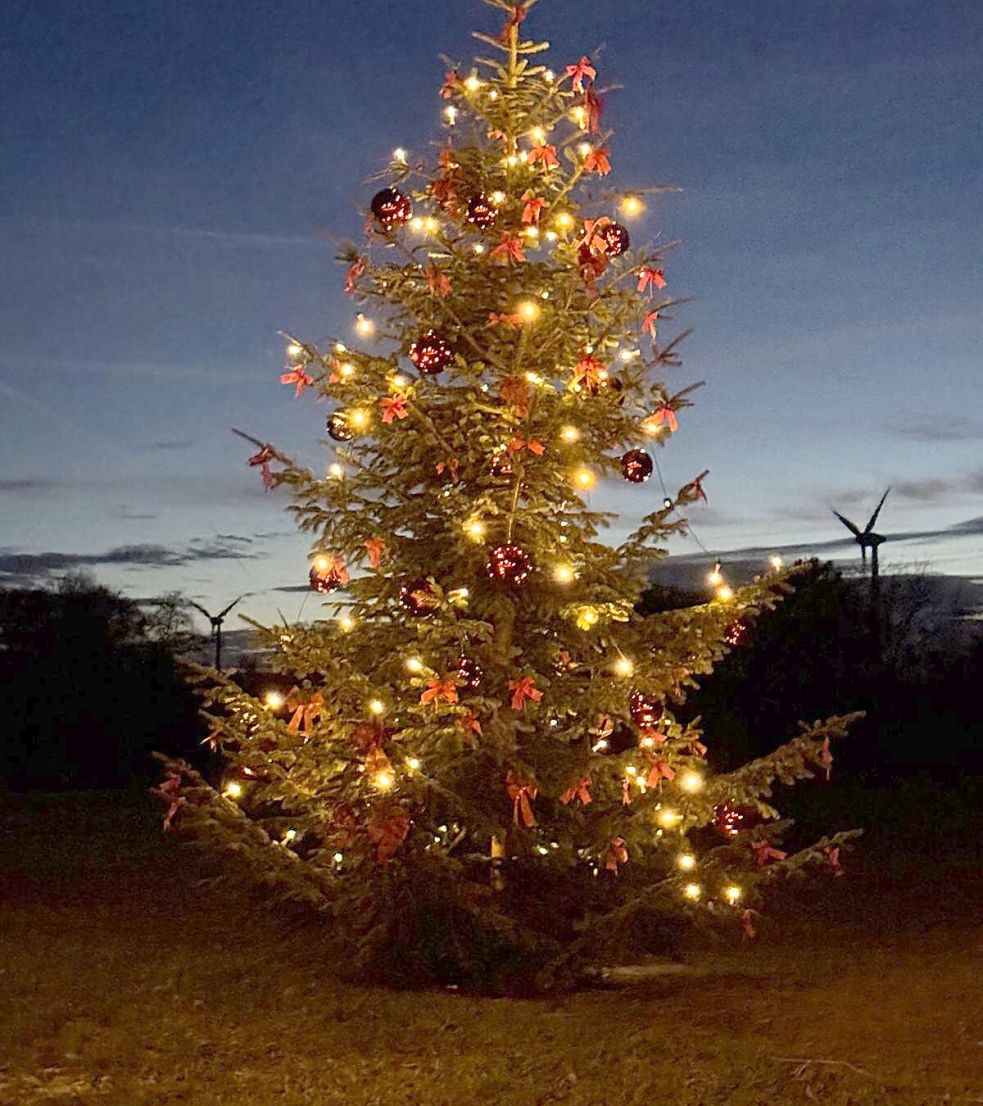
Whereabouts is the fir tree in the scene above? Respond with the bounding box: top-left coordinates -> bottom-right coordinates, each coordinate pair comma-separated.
159,0 -> 859,990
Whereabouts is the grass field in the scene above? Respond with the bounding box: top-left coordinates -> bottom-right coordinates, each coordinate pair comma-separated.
1,789 -> 979,1105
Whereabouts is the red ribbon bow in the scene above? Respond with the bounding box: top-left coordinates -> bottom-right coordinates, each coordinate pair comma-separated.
604,836 -> 628,873
572,353 -> 607,391
820,737 -> 833,780
287,691 -> 324,736
159,773 -> 184,830
646,757 -> 676,788
344,257 -> 366,295
506,771 -> 538,827
380,394 -> 409,424
507,435 -> 545,456
752,840 -> 788,866
826,845 -> 844,876
565,56 -> 597,93
363,538 -> 386,568
247,446 -> 275,491
488,311 -> 523,327
440,69 -> 462,99
638,267 -> 667,294
461,713 -> 483,738
583,148 -> 611,176
528,144 -> 559,169
367,813 -> 410,866
652,404 -> 678,432
435,457 -> 460,481
420,678 -> 459,707
509,676 -> 542,712
560,776 -> 592,806
642,309 -> 660,339
499,376 -> 531,416
425,266 -> 451,296
491,233 -> 526,265
521,192 -> 546,225
280,365 -> 313,397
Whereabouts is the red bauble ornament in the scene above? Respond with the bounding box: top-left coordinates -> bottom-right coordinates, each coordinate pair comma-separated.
398,579 -> 441,616
371,188 -> 412,232
409,329 -> 455,375
713,803 -> 763,838
326,411 -> 353,442
487,543 -> 532,586
454,655 -> 483,690
600,222 -> 630,256
620,449 -> 653,484
465,193 -> 499,230
309,559 -> 347,594
724,620 -> 748,646
628,690 -> 660,729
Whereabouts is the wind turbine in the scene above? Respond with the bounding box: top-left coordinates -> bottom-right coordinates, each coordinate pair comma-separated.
188,596 -> 245,670
832,488 -> 890,599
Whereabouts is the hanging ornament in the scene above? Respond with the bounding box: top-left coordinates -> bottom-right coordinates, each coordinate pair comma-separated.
326,411 -> 354,442
408,329 -> 455,375
398,579 -> 441,616
599,222 -> 630,256
370,188 -> 412,232
489,448 -> 514,479
714,803 -> 764,838
724,620 -> 749,647
628,690 -> 660,729
487,544 -> 532,586
465,193 -> 499,230
309,555 -> 348,594
620,449 -> 653,484
454,655 -> 484,690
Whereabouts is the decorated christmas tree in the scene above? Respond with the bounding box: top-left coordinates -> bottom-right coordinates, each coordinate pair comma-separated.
159,0 -> 859,989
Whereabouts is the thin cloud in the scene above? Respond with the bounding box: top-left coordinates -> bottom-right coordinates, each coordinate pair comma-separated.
0,478 -> 63,495
889,417 -> 983,443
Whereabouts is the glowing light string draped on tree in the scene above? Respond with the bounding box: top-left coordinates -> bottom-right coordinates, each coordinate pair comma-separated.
159,0 -> 860,989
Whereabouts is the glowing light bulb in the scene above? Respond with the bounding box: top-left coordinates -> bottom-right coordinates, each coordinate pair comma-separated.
283,828 -> 297,843
677,853 -> 697,872
410,216 -> 425,232
332,851 -> 344,863
338,361 -> 355,379
684,882 -> 702,900
328,463 -> 344,480
576,606 -> 599,631
334,342 -> 347,354
391,373 -> 409,389
573,466 -> 596,491
552,563 -> 575,585
559,425 -> 580,444
657,808 -> 681,829
577,141 -> 592,158
518,150 -> 529,164
286,341 -> 304,361
405,656 -> 424,674
524,370 -> 544,386
313,554 -> 331,572
464,74 -> 481,92
348,408 -> 370,430
263,690 -> 285,710
530,126 -> 547,144
570,106 -> 587,127
406,756 -> 421,771
708,564 -> 724,587
554,211 -> 574,231
620,195 -> 645,217
770,554 -> 784,570
338,614 -> 355,633
444,105 -> 458,125
490,190 -> 506,205
473,243 -> 486,255
464,518 -> 486,541
522,224 -> 540,240
613,656 -> 634,678
639,734 -> 656,749
355,313 -> 374,336
488,89 -> 499,101
716,584 -> 735,603
678,769 -> 704,794
504,154 -> 519,167
724,885 -> 742,905
516,299 -> 541,322
392,147 -> 408,163
423,216 -> 440,234
368,698 -> 385,716
544,68 -> 555,81
545,229 -> 558,242
223,781 -> 243,799
620,348 -> 639,363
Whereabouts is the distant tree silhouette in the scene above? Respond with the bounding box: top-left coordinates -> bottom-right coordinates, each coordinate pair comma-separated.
0,574 -> 205,788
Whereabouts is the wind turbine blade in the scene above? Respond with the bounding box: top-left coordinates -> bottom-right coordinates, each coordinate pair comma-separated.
864,488 -> 890,534
832,510 -> 862,537
188,601 -> 213,620
217,595 -> 245,619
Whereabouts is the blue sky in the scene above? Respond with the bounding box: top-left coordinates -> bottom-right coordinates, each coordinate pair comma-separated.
1,0 -> 981,630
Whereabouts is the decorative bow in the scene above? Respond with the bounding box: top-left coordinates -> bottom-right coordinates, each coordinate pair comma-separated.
425,266 -> 451,296
819,737 -> 833,780
741,908 -> 760,941
429,177 -> 458,207
621,777 -> 634,806
159,773 -> 184,831
651,404 -> 678,432
367,813 -> 410,866
642,309 -> 660,339
506,771 -> 538,827
287,691 -> 324,736
461,713 -> 483,738
681,474 -> 708,504
363,538 -> 386,568
499,376 -> 531,416
420,678 -> 459,707
688,737 -> 708,758
491,233 -> 526,265
528,143 -> 559,169
521,192 -> 546,225
488,311 -> 523,327
344,257 -> 366,295
646,757 -> 676,788
440,69 -> 462,99
638,267 -> 667,294
364,746 -> 393,779
380,394 -> 409,424
752,840 -> 788,866
248,446 -> 275,491
583,148 -> 611,176
560,776 -> 592,806
572,353 -> 607,391
507,435 -> 545,456
435,457 -> 460,481
604,836 -> 628,873
826,845 -> 844,876
565,56 -> 597,93
280,365 -> 313,397
509,676 -> 542,712
584,84 -> 605,134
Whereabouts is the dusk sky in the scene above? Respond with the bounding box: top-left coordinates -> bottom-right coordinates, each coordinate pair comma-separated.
2,0 -> 981,632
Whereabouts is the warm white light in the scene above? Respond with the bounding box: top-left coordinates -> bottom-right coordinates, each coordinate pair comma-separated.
328,463 -> 344,480
464,74 -> 481,92
677,853 -> 697,872
373,767 -> 395,791
444,105 -> 458,124
406,756 -> 421,771
283,828 -> 297,843
405,656 -> 424,674
522,224 -> 540,240
554,211 -> 574,231
465,518 -> 486,541
473,243 -> 485,255
613,656 -> 634,678
529,125 -> 547,144
504,154 -> 518,167
332,851 -> 344,863
223,781 -> 243,799
639,734 -> 656,749
657,808 -> 681,829
391,373 -> 409,389
488,89 -> 499,101
338,361 -> 355,379
724,885 -> 743,905
392,147 -> 407,163
490,190 -> 506,205
684,882 -> 702,900
619,348 -> 639,363
313,555 -> 331,572
570,106 -> 587,127
678,769 -> 704,794
338,614 -> 355,633
770,554 -> 784,570
355,313 -> 374,336
348,408 -> 371,430
708,564 -> 724,586
524,370 -> 544,386
577,141 -> 592,158
544,68 -> 555,81
559,425 -> 580,443
573,466 -> 596,491
552,563 -> 575,585
423,216 -> 440,234
286,342 -> 303,361
368,698 -> 385,716
716,584 -> 735,602
518,150 -> 529,164
577,606 -> 599,630
545,230 -> 558,242
410,216 -> 425,232
620,195 -> 645,217
334,342 -> 347,353
517,299 -> 541,322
